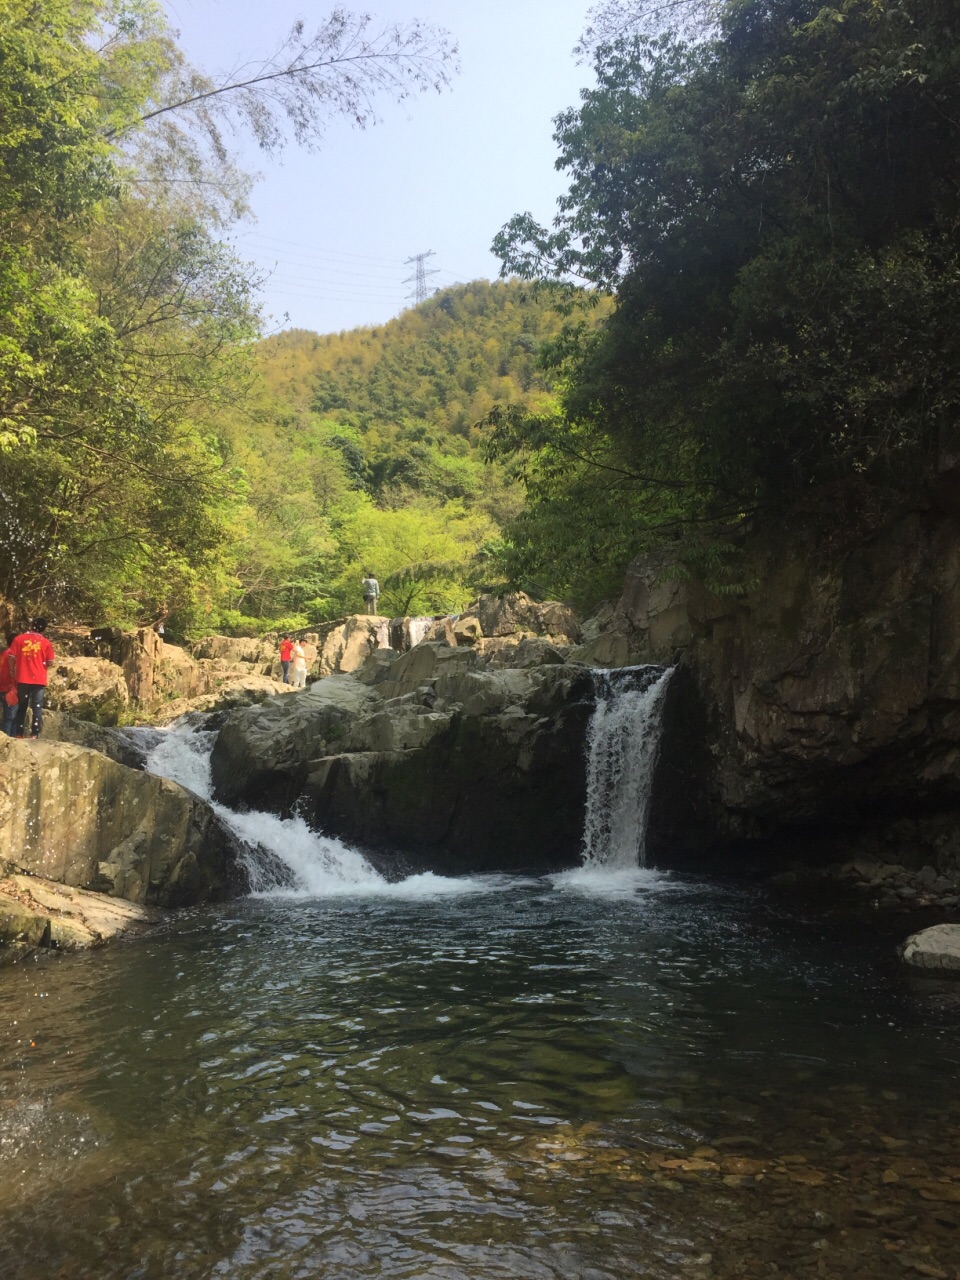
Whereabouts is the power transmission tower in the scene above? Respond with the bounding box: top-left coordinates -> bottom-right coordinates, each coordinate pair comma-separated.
404,250 -> 440,305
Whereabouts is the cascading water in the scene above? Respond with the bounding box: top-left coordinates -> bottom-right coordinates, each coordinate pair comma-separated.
406,616 -> 434,648
580,665 -> 673,871
145,724 -> 385,895
140,660 -> 674,900
142,722 -> 499,900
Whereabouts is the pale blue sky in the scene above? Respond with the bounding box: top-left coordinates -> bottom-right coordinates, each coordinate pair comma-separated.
162,0 -> 595,334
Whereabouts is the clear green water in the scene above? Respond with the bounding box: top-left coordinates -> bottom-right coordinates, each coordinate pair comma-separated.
2,874 -> 959,1279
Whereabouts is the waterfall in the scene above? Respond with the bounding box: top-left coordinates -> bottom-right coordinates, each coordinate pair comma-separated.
580,666 -> 673,871
406,616 -> 434,648
141,722 -> 496,900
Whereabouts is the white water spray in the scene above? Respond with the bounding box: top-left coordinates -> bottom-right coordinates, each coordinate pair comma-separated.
580,666 -> 673,871
406,616 -> 434,649
143,723 -> 497,900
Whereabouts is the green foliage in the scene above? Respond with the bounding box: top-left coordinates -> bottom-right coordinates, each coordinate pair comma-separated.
492,0 -> 960,605
212,281 -> 597,627
0,0 -> 460,634
0,0 -> 259,625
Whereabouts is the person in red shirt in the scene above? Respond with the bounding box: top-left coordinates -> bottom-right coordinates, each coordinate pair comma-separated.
8,616 -> 55,739
278,635 -> 294,685
0,631 -> 18,737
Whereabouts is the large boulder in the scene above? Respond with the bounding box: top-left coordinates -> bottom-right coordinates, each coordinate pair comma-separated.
601,510 -> 960,871
464,592 -> 581,644
42,709 -> 146,769
46,655 -> 130,725
154,641 -> 208,703
418,594 -> 582,656
0,875 -> 157,962
902,924 -> 960,972
190,635 -> 275,666
315,616 -> 391,678
211,676 -> 382,810
211,643 -> 595,873
153,673 -> 292,725
118,626 -> 164,705
0,737 -> 242,906
90,626 -> 208,707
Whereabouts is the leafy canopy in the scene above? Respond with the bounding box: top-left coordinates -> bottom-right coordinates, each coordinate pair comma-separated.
490,0 -> 960,606
0,0 -> 458,633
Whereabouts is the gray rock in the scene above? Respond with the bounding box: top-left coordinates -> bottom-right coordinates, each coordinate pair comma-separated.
0,737 -> 242,907
902,924 -> 960,971
0,874 -> 158,958
211,645 -> 596,873
602,511 -> 960,873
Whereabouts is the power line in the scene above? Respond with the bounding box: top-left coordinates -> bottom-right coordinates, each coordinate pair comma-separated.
267,289 -> 405,303
249,258 -> 407,284
233,232 -> 402,266
264,273 -> 406,296
403,250 -> 440,305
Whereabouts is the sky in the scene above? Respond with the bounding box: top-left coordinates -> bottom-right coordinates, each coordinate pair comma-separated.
161,0 -> 597,336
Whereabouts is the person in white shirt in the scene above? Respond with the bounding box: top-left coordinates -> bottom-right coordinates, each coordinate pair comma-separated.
291,640 -> 308,688
361,574 -> 380,615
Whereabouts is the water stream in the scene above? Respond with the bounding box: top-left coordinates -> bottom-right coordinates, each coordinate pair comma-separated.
145,724 -> 484,899
581,665 -> 672,871
406,616 -> 434,648
2,686 -> 960,1278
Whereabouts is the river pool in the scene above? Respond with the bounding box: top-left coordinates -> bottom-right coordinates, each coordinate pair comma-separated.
2,871 -> 959,1279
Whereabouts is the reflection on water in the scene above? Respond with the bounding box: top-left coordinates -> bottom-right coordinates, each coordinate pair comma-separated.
2,877 -> 960,1279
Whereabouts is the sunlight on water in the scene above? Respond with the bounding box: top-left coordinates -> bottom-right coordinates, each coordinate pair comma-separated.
3,881 -> 960,1280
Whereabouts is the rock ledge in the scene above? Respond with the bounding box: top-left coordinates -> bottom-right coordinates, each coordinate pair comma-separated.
0,874 -> 158,963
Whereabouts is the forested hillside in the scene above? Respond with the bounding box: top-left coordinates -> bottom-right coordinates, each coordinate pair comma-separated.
0,0 -> 602,637
214,280 -> 597,627
0,1 -> 458,637
7,0 -> 948,637
490,0 -> 960,607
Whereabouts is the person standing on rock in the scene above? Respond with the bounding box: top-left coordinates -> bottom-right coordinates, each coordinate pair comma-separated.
279,634 -> 294,684
8,617 -> 55,739
291,640 -> 308,688
0,631 -> 18,736
362,574 -> 380,615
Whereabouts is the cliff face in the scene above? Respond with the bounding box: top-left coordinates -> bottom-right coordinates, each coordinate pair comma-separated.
591,509 -> 960,869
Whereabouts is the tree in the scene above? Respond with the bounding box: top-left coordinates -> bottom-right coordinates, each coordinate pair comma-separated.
0,0 -> 459,629
328,499 -> 496,618
576,0 -> 719,54
491,0 -> 960,604
116,9 -> 457,151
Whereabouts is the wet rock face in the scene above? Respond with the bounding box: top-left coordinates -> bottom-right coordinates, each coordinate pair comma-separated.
0,738 -> 242,908
211,644 -> 595,873
611,511 -> 960,868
